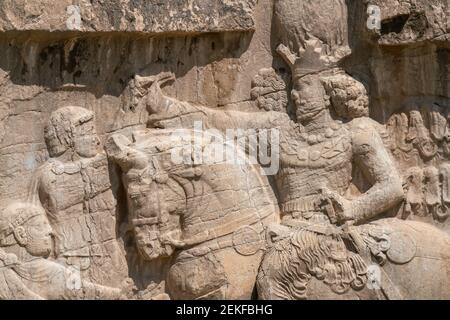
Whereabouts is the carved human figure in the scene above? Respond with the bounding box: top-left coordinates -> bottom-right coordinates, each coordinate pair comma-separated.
136,46 -> 404,229
29,106 -> 127,287
136,61 -> 450,299
0,203 -> 124,299
106,130 -> 279,299
124,40 -> 440,298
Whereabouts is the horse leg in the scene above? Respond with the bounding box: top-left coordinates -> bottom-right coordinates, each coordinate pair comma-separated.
213,247 -> 264,299
166,251 -> 228,300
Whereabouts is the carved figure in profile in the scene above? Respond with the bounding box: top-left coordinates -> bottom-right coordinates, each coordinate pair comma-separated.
0,203 -> 125,299
137,41 -> 403,228
29,106 -> 128,287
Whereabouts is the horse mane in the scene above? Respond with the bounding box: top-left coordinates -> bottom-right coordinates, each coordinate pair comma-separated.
258,228 -> 368,299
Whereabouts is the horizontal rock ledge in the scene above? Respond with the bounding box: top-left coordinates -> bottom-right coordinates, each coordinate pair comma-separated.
0,0 -> 257,33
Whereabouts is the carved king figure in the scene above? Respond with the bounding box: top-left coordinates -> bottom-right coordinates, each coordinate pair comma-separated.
114,39 -> 450,299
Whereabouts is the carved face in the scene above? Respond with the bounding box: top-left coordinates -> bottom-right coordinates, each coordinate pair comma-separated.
22,214 -> 54,258
291,75 -> 329,123
73,120 -> 101,158
45,106 -> 100,159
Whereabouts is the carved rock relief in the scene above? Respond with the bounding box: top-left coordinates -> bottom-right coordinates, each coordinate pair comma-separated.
0,0 -> 449,300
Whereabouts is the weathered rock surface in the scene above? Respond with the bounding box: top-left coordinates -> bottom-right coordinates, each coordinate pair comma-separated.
368,0 -> 449,45
0,0 -> 449,300
0,0 -> 257,33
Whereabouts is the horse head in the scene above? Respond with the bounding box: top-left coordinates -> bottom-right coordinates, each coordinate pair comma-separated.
107,128 -> 279,262
106,132 -> 186,261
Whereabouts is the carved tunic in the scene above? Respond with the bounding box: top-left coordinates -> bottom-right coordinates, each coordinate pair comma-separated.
35,153 -> 127,286
277,122 -> 353,222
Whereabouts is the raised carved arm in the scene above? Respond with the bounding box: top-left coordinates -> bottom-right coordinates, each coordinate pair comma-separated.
137,73 -> 288,131
347,120 -> 405,224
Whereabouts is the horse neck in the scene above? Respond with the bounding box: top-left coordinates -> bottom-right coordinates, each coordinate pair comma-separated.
175,163 -> 270,239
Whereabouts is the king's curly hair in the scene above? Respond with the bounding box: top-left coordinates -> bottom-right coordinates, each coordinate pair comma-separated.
321,73 -> 369,120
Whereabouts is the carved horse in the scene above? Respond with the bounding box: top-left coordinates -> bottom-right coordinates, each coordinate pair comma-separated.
257,217 -> 450,300
106,129 -> 279,299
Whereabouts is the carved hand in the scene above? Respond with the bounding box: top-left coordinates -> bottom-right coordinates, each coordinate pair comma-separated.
318,188 -> 354,224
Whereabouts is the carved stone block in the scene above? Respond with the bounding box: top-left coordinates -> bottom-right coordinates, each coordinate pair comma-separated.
0,0 -> 449,300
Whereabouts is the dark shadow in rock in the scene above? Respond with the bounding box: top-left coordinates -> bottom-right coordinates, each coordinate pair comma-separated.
381,14 -> 410,35
0,31 -> 253,99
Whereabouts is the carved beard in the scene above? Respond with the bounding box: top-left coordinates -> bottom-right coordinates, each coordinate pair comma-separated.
25,236 -> 52,258
296,102 -> 327,123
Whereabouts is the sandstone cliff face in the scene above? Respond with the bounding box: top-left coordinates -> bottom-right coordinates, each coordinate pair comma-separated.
347,0 -> 449,114
0,0 -> 271,204
347,1 -> 449,238
0,0 -> 448,300
369,0 -> 448,45
0,1 -> 273,295
0,0 -> 257,32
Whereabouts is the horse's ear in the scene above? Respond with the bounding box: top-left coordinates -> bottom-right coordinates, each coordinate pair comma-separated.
134,72 -> 175,90
105,134 -> 148,172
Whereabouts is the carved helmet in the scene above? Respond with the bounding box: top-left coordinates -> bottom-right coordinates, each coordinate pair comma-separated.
0,203 -> 44,246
